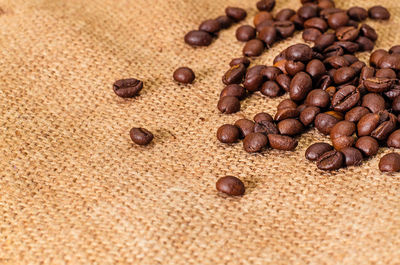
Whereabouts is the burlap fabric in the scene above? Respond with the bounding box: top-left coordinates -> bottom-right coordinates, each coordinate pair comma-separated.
1,0 -> 400,264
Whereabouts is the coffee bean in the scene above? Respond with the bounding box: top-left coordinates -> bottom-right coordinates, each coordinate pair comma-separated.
256,20 -> 275,32
217,96 -> 240,114
261,66 -> 282,81
236,25 -> 256,42
257,0 -> 276,11
345,106 -> 370,123
368,5 -> 390,20
320,8 -> 344,20
333,67 -> 356,85
274,108 -> 300,121
341,147 -> 363,166
332,85 -> 360,112
217,124 -> 240,143
276,74 -> 291,92
244,65 -> 266,92
277,119 -> 304,135
274,21 -> 295,38
289,72 -> 313,101
378,53 -> 400,70
318,0 -> 335,9
370,113 -> 397,141
360,66 -> 375,82
361,93 -> 385,113
184,30 -> 213,46
338,41 -> 361,54
357,111 -> 397,140
199,19 -> 221,33
302,28 -> 322,42
350,61 -> 365,74
216,15 -> 233,29
297,5 -> 317,20
370,49 -> 388,67
317,150 -> 344,170
355,136 -> 379,157
335,26 -> 359,42
356,36 -> 374,52
360,24 -> 378,41
234,119 -> 255,138
304,17 -> 328,32
387,130 -> 400,149
243,132 -> 268,153
222,63 -> 246,85
268,134 -> 298,150
216,176 -> 245,196
323,44 -> 344,58
314,112 -> 342,135
258,26 -> 277,47
314,33 -> 336,51
324,56 -> 349,69
286,44 -> 313,62
254,11 -> 273,26
130,127 -> 153,145
254,112 -> 273,123
343,54 -> 359,64
220,84 -> 246,99
113,78 -> 143,98
173,67 -> 195,84
300,106 -> 320,126
306,89 -> 330,108
393,96 -> 400,112
389,45 -> 400,54
261,81 -> 282,97
330,120 -> 356,139
297,104 -> 308,113
332,135 -> 356,150
347,7 -> 368,21
379,153 -> 400,172
376,69 -> 397,79
285,60 -> 305,76
364,77 -> 394,93
306,59 -> 326,78
277,99 -> 297,110
230,57 -> 251,68
243,39 -> 265,57
275,8 -> 296,21
327,12 -> 349,29
305,142 -> 333,161
254,120 -> 279,135
225,7 -> 247,21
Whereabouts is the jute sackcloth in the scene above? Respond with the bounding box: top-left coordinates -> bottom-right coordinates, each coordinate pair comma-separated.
1,0 -> 400,264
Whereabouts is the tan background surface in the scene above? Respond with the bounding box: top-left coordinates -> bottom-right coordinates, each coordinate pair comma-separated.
1,0 -> 400,264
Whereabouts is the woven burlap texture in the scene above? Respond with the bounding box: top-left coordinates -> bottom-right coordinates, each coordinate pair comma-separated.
1,0 -> 400,264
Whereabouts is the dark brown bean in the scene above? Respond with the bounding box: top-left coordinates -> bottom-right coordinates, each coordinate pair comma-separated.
300,106 -> 320,126
173,67 -> 195,84
222,64 -> 247,85
317,150 -> 344,170
332,85 -> 360,112
268,134 -> 298,150
298,5 -> 317,20
327,12 -> 349,29
257,0 -> 276,12
314,33 -> 336,51
244,65 -> 266,92
277,119 -> 304,135
274,21 -> 295,38
347,7 -> 368,21
370,49 -> 388,67
389,45 -> 400,54
216,176 -> 245,196
305,142 -> 333,161
289,72 -> 313,101
304,17 -> 328,32
277,99 -> 297,110
393,96 -> 400,112
254,11 -> 273,26
274,108 -> 300,121
333,67 -> 356,85
230,57 -> 250,68
113,78 -> 143,98
261,81 -> 282,97
364,77 -> 394,93
379,153 -> 400,172
220,84 -> 246,99
376,69 -> 397,79
335,26 -> 359,42
234,119 -> 255,138
199,19 -> 221,33
243,132 -> 268,153
226,7 -> 247,21
236,25 -> 256,42
243,39 -> 265,57
256,19 -> 275,32
314,112 -> 343,135
332,135 -> 356,151
360,24 -> 378,41
258,26 -> 277,47
276,74 -> 291,92
217,96 -> 240,114
361,93 -> 385,113
324,56 -> 349,69
254,120 -> 279,135
306,59 -> 326,78
130,127 -> 153,145
330,120 -> 356,139
261,66 -> 282,81
184,30 -> 213,47
275,8 -> 296,21
345,106 -> 370,123
216,15 -> 233,29
217,124 -> 240,143
302,28 -> 322,42
356,36 -> 374,52
254,112 -> 273,123
306,89 -> 330,108
286,44 -> 313,62
355,136 -> 379,157
387,130 -> 400,149
378,53 -> 400,70
368,5 -> 390,20
285,60 -> 305,76
341,147 -> 363,166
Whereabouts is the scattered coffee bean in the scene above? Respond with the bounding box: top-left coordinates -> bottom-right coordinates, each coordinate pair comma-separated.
268,134 -> 298,150
113,78 -> 143,98
258,26 -> 277,47
234,119 -> 255,138
236,25 -> 256,42
276,74 -> 291,92
217,124 -> 240,143
360,24 -> 378,41
285,60 -> 305,76
199,19 -> 221,33
275,8 -> 296,21
256,0 -> 275,12
303,28 -> 322,42
216,176 -> 245,196
220,84 -> 246,99
274,21 -> 296,38
379,153 -> 400,172
370,49 -> 388,67
184,30 -> 213,46
314,112 -> 342,135
376,68 -> 396,79
305,142 -> 333,161
347,7 -> 368,21
243,132 -> 268,153
389,45 -> 400,54
361,93 -> 385,113
317,150 -> 344,170
217,96 -> 241,114
330,120 -> 356,139
341,147 -> 363,166
274,108 -> 300,121
368,5 -> 390,20
297,5 -> 317,20
332,85 -> 360,112
304,17 -> 328,32
173,67 -> 195,84
130,127 -> 153,145
333,67 -> 356,84
355,136 -> 379,157
306,59 -> 326,78
327,12 -> 349,29
356,36 -> 374,51
290,72 -> 313,101
286,44 -> 313,62
226,7 -> 247,21
387,130 -> 400,149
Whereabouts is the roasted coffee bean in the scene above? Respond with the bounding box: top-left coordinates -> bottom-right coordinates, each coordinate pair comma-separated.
184,30 -> 213,46
254,120 -> 279,135
274,21 -> 295,38
347,6 -> 368,21
333,67 -> 356,84
256,19 -> 275,32
216,176 -> 245,196
222,64 -> 246,85
355,136 -> 379,157
314,33 -> 336,51
286,44 -> 313,62
341,147 -> 363,166
244,65 -> 266,92
317,150 -> 344,170
343,54 -> 359,64
332,136 -> 356,151
376,69 -> 397,79
364,77 -> 394,93
371,113 -> 397,141
350,61 -> 365,74
277,99 -> 297,110
360,24 -> 378,41
236,25 -> 256,42
335,26 -> 359,42
328,68 -> 337,80
297,5 -> 317,20
320,7 -> 344,20
217,124 -> 240,143
345,106 -> 370,123
276,74 -> 291,92
290,14 -> 305,30
261,66 -> 282,81
300,106 -> 320,126
304,17 -> 328,32
235,119 -> 255,138
277,119 -> 304,135
335,41 -> 360,54
360,68 -> 376,89
302,28 -> 322,42
275,8 -> 296,21
216,15 -> 233,29
243,132 -> 268,153
130,127 -> 153,145
297,104 -> 308,113
332,85 -> 360,112
268,134 -> 298,150
113,78 -> 143,98
305,142 -> 333,161
257,0 -> 276,12
220,84 -> 246,99
318,0 -> 335,9
323,45 -> 344,58
261,81 -> 282,97
254,11 -> 273,26
274,108 -> 300,121
316,75 -> 332,91
379,153 -> 400,172
229,57 -> 250,68
173,67 -> 195,84
324,56 -> 349,69
306,59 -> 326,78
356,36 -> 374,52
330,120 -> 356,139
387,130 -> 400,148
285,61 -> 305,76
306,89 -> 330,108
370,49 -> 388,67
290,72 -> 313,101
225,7 -> 247,21
358,111 -> 397,140
328,12 -> 349,29
217,96 -> 240,114
361,93 -> 385,113
389,45 -> 400,54
393,96 -> 400,112
258,26 -> 277,47
199,19 -> 221,33
368,5 -> 390,20
254,112 -> 273,123
315,112 -> 342,135
378,53 -> 400,70
243,39 -> 265,57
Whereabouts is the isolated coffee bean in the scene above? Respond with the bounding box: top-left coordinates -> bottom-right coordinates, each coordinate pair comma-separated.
368,5 -> 390,20
360,24 -> 378,41
236,25 -> 256,42
222,64 -> 246,85
345,106 -> 370,123
217,124 -> 240,143
217,96 -> 240,114
379,153 -> 400,172
277,119 -> 304,135
361,93 -> 385,113
261,66 -> 282,81
199,19 -> 221,33
275,8 -> 296,21
234,119 -> 255,138
341,147 -> 363,166
356,36 -> 374,51
254,112 -> 273,123
333,67 -> 356,85
130,128 -> 153,145
376,69 -> 397,79
220,84 -> 246,99
173,67 -> 195,84
328,12 -> 349,29
243,39 -> 265,57
258,26 -> 277,47
268,134 -> 298,151
257,0 -> 276,11
300,106 -> 320,126
286,44 -> 313,62
347,7 -> 368,21
261,81 -> 282,97
370,49 -> 388,67
243,132 -> 268,153
304,17 -> 328,32
314,33 -> 336,51
216,176 -> 245,196
184,30 -> 213,46
305,142 -> 333,161
387,130 -> 400,149
244,65 -> 266,92
363,77 -> 394,93
274,21 -> 295,38
317,150 -> 344,170
277,99 -> 297,110
302,28 -> 322,42
332,85 -> 360,112
254,120 -> 279,135
274,108 -> 300,121
306,59 -> 326,78
314,112 -> 342,135
113,78 -> 143,98
355,136 -> 378,157
330,120 -> 356,139
254,11 -> 273,26
306,89 -> 330,108
290,72 -> 313,101
276,74 -> 291,92
216,15 -> 233,29
225,7 -> 247,21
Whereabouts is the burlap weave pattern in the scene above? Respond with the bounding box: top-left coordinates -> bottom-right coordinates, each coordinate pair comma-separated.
1,0 -> 400,264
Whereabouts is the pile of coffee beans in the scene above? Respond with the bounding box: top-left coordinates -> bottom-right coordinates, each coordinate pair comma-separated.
184,7 -> 247,47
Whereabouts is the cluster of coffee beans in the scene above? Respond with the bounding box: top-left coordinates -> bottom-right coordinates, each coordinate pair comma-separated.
184,7 -> 247,47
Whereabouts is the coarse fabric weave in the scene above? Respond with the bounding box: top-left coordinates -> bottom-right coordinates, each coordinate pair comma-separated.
1,0 -> 400,264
